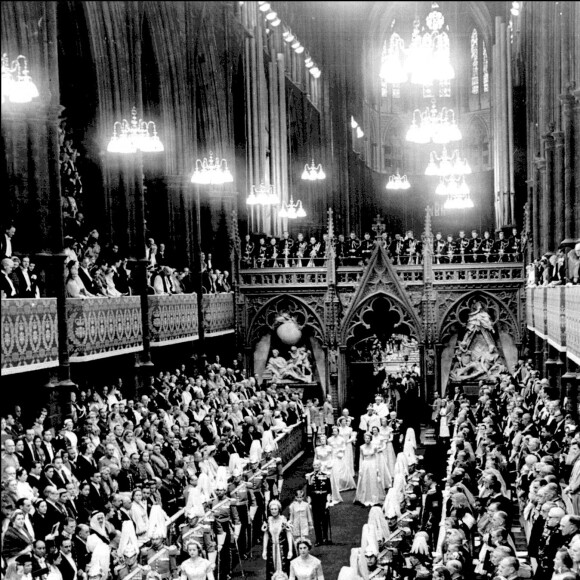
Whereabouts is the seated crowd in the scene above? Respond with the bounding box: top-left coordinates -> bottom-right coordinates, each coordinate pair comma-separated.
0,222 -> 232,299
0,355 -> 306,580
338,358 -> 580,580
527,242 -> 580,287
241,227 -> 526,269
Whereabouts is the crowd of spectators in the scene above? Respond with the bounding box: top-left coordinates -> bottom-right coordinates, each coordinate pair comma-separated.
241,227 -> 526,268
337,359 -> 580,580
0,355 -> 306,580
527,242 -> 580,287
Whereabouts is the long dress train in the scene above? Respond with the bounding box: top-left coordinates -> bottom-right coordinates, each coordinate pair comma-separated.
354,444 -> 385,507
328,435 -> 356,491
338,425 -> 357,478
314,444 -> 343,505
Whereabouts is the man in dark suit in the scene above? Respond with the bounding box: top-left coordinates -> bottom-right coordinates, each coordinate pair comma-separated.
58,537 -> 78,580
0,224 -> 16,260
44,486 -> 68,530
41,430 -> 57,466
72,524 -> 91,572
421,473 -> 443,546
1,257 -> 18,298
88,472 -> 107,513
14,256 -> 36,298
21,429 -> 40,469
31,540 -> 48,577
78,255 -> 98,295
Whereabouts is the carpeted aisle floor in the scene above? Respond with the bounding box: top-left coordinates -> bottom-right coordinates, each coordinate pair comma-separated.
233,453 -> 370,579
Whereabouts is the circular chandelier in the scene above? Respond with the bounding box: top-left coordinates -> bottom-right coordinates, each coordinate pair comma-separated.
380,2 -> 454,87
301,159 -> 326,181
279,195 -> 306,219
2,53 -> 39,104
246,182 -> 279,206
425,147 -> 471,177
406,99 -> 461,144
386,171 -> 411,190
107,107 -> 164,154
444,193 -> 474,210
190,151 -> 233,185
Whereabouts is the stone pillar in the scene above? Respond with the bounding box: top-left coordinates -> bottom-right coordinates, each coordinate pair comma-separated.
542,127 -> 555,251
533,158 -> 545,255
574,87 -> 580,238
552,130 -> 565,245
560,88 -> 576,240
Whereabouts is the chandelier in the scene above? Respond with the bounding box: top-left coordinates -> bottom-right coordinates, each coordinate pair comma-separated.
435,175 -> 473,209
386,171 -> 411,190
444,192 -> 474,210
190,151 -> 233,185
1,53 -> 39,104
406,99 -> 461,144
279,195 -> 306,219
107,107 -> 164,153
246,182 -> 279,206
407,2 -> 454,85
379,32 -> 407,85
301,159 -> 326,181
425,147 -> 471,177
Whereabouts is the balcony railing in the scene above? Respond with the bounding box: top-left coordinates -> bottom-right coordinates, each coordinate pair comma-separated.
1,298 -> 59,374
527,286 -> 580,365
67,296 -> 143,362
239,267 -> 327,287
2,293 -> 235,374
432,263 -> 524,283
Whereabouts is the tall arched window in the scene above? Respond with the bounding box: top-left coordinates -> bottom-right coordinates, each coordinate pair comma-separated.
471,28 -> 489,95
471,29 -> 479,94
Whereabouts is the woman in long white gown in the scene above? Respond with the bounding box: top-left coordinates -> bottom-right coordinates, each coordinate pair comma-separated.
314,435 -> 343,505
378,417 -> 397,476
354,433 -> 385,507
370,426 -> 392,491
328,426 -> 356,491
337,417 -> 356,478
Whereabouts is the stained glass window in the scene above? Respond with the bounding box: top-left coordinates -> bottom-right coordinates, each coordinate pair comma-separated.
471,29 -> 479,94
483,42 -> 489,93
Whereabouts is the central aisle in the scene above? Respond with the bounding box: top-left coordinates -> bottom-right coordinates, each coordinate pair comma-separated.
234,455 -> 370,578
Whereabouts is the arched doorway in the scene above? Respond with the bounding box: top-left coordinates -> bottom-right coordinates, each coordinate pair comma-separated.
343,292 -> 421,418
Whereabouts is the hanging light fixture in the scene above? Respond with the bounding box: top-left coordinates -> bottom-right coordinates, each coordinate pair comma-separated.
437,176 -> 474,209
1,53 -> 40,104
190,151 -> 233,184
258,1 -> 271,11
107,107 -> 164,154
301,159 -> 326,181
386,171 -> 411,190
283,30 -> 295,44
379,32 -> 408,85
425,147 -> 471,177
406,99 -> 461,144
278,195 -> 306,219
246,182 -> 279,206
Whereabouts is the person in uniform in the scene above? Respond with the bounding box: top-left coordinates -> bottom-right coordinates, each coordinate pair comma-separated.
508,228 -> 522,262
256,237 -> 268,268
266,237 -> 280,268
306,460 -> 332,546
115,521 -> 142,580
389,234 -> 404,265
420,473 -> 442,547
307,237 -> 321,267
141,505 -> 178,580
293,234 -> 308,267
467,230 -> 482,263
211,476 -> 241,580
493,231 -> 509,263
360,233 -> 374,264
433,232 -> 446,265
481,231 -> 494,263
280,232 -> 294,268
241,235 -> 255,269
228,467 -> 256,559
363,543 -> 387,579
262,445 -> 284,506
334,234 -> 348,267
443,234 -> 456,264
456,230 -> 470,264
534,507 -> 565,580
319,234 -> 331,264
402,231 -> 419,265
347,232 -> 361,266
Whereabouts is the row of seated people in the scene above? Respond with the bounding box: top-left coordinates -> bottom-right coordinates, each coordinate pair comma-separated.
0,354 -> 305,580
241,227 -> 525,268
527,242 -> 580,286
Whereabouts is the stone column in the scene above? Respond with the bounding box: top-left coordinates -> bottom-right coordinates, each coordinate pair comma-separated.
552,130 -> 565,245
574,87 -> 580,238
533,157 -> 546,255
560,87 -> 576,240
542,127 -> 555,251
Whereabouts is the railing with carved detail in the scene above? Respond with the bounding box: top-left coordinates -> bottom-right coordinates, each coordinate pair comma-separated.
149,294 -> 198,346
1,298 -> 59,375
239,267 -> 327,287
527,286 -> 580,365
431,263 -> 525,283
202,293 -> 235,336
66,296 -> 143,361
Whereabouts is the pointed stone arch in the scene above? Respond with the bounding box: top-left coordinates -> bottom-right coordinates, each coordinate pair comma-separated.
246,294 -> 325,348
340,244 -> 423,345
438,290 -> 521,346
